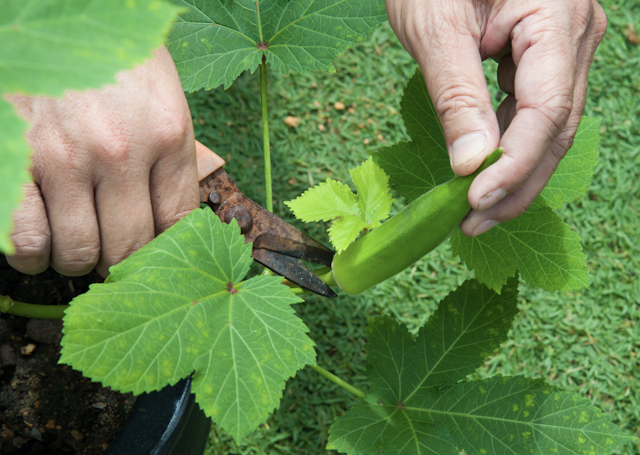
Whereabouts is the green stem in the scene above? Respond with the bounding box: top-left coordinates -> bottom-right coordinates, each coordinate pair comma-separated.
314,266 -> 337,287
260,61 -> 272,212
308,364 -> 365,398
255,0 -> 264,45
0,295 -> 67,319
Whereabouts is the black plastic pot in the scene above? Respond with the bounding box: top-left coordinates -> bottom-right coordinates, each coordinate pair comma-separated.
105,377 -> 211,455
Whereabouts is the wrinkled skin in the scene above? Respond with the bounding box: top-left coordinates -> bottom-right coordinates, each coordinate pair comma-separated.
5,47 -> 216,277
385,0 -> 607,236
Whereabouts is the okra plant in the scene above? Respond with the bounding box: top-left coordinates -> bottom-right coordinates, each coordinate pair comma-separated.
0,1 -> 635,454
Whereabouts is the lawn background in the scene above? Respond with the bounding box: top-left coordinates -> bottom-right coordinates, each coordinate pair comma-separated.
186,1 -> 640,453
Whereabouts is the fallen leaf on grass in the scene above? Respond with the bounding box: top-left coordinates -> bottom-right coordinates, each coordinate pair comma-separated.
284,116 -> 301,128
627,24 -> 639,45
334,101 -> 345,110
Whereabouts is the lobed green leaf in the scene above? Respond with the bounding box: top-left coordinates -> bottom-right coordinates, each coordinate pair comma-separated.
61,209 -> 315,442
373,69 -> 452,203
533,117 -> 602,210
451,206 -> 589,293
328,278 -> 630,455
328,276 -> 520,454
166,0 -> 388,91
285,178 -> 360,223
0,0 -> 181,96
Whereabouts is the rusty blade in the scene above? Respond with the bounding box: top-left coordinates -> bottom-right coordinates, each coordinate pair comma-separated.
252,249 -> 337,298
252,233 -> 334,267
199,168 -> 336,296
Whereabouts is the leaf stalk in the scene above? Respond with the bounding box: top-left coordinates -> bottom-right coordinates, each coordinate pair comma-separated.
0,295 -> 67,319
308,364 -> 365,398
260,61 -> 273,212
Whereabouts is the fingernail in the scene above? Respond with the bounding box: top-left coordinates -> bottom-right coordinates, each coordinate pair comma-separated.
477,188 -> 507,211
450,132 -> 488,168
472,220 -> 499,237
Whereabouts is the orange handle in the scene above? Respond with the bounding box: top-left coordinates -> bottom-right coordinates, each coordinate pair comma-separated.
195,140 -> 225,181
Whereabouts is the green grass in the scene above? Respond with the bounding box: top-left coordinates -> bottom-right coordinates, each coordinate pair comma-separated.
188,2 -> 640,453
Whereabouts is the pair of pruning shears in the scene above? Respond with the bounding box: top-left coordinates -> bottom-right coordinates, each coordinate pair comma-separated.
197,149 -> 337,298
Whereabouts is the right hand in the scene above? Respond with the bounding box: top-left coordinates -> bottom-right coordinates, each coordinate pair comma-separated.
385,0 -> 606,236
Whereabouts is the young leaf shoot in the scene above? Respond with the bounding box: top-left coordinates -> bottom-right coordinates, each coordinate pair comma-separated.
286,157 -> 394,252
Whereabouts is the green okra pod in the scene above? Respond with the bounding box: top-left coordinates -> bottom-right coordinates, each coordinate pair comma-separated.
332,148 -> 503,295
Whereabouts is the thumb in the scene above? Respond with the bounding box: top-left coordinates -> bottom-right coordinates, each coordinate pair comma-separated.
416,27 -> 500,176
195,140 -> 225,181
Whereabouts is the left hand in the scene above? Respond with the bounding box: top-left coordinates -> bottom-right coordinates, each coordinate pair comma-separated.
385,0 -> 607,236
6,46 -> 223,277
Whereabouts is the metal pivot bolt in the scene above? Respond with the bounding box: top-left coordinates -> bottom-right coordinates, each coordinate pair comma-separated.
208,191 -> 222,207
224,205 -> 253,235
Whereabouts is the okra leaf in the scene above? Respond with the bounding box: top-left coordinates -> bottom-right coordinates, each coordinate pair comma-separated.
373,69 -> 452,203
286,157 -> 394,253
328,280 -> 631,455
60,208 -> 315,443
166,0 -> 387,91
451,205 -> 589,293
285,178 -> 360,223
532,117 -> 602,210
0,99 -> 30,254
0,0 -> 180,96
328,216 -> 368,254
350,157 -> 395,227
328,277 -> 520,454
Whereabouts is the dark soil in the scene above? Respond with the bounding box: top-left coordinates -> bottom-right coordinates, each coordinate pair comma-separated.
0,257 -> 135,455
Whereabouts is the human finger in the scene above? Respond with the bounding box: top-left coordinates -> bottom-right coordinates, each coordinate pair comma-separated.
407,7 -> 501,175
92,161 -> 156,277
462,1 -> 607,234
5,183 -> 51,274
460,148 -> 562,236
38,160 -> 101,276
468,2 -> 592,211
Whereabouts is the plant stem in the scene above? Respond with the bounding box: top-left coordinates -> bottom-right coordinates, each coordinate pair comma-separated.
0,295 -> 67,319
308,364 -> 365,398
260,61 -> 273,212
314,266 -> 337,287
255,0 -> 264,45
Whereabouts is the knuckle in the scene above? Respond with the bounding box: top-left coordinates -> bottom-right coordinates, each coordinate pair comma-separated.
541,98 -> 572,133
155,105 -> 192,150
105,238 -> 152,265
434,82 -> 486,124
53,243 -> 100,276
572,0 -> 593,32
34,129 -> 87,174
522,95 -> 573,141
551,125 -> 579,159
501,193 -> 531,221
93,127 -> 132,163
10,231 -> 50,263
591,3 -> 608,41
